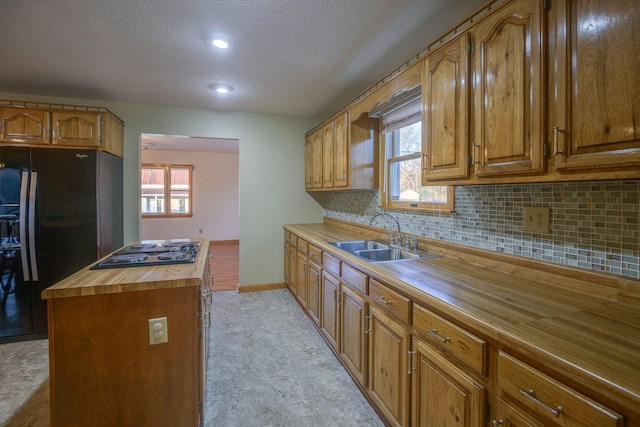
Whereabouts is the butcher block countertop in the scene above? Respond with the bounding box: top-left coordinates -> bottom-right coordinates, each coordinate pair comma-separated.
41,239 -> 210,299
285,220 -> 640,415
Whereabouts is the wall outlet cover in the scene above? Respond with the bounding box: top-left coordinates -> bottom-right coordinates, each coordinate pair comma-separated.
148,317 -> 168,345
524,206 -> 550,233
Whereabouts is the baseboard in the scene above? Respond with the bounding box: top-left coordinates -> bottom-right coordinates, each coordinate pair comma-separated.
209,239 -> 239,245
238,282 -> 286,293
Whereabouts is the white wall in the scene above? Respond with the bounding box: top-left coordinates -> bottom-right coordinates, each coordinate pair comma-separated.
0,92 -> 324,289
140,149 -> 239,241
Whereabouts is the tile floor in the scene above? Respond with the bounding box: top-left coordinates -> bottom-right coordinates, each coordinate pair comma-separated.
0,289 -> 383,426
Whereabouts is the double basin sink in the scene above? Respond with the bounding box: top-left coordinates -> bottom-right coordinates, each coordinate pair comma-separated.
328,239 -> 439,263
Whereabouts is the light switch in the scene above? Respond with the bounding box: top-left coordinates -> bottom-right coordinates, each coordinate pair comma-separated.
148,317 -> 168,345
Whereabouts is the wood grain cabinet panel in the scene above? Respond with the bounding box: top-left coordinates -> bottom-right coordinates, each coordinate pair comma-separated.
472,0 -> 545,177
422,33 -> 470,182
411,337 -> 485,427
311,129 -> 323,189
333,112 -> 349,188
320,269 -> 341,350
368,305 -> 411,427
51,111 -> 101,148
307,261 -> 321,326
322,122 -> 335,188
0,107 -> 50,145
370,278 -> 411,324
496,351 -> 623,427
552,0 -> 640,171
339,283 -> 369,387
295,251 -> 308,308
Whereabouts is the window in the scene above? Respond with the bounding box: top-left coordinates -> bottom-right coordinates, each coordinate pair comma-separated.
141,164 -> 193,217
378,90 -> 454,212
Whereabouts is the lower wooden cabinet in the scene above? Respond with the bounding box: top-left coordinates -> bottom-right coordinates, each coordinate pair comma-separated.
411,336 -> 485,427
320,269 -> 341,349
295,251 -> 308,307
306,260 -> 321,326
368,305 -> 411,427
494,397 -> 545,427
339,283 -> 369,387
495,351 -> 623,427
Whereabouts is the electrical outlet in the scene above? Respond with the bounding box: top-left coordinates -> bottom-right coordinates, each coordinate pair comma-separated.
354,200 -> 359,211
148,317 -> 168,345
524,206 -> 550,233
198,228 -> 203,234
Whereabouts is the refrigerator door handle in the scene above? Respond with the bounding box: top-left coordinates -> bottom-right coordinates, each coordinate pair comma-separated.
28,172 -> 38,281
19,171 -> 30,281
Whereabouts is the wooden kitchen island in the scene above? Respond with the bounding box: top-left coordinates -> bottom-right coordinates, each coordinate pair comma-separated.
41,239 -> 211,427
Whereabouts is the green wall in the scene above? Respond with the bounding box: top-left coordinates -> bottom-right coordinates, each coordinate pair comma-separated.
0,92 -> 324,288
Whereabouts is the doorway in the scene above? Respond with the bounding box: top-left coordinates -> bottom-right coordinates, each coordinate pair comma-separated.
139,133 -> 240,291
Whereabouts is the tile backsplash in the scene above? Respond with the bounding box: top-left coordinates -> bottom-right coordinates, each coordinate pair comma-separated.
323,181 -> 640,279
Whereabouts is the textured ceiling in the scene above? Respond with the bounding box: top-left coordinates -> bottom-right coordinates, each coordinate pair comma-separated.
0,0 -> 486,119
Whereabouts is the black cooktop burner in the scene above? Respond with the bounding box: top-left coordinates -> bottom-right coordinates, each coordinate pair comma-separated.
156,251 -> 187,261
111,254 -> 149,263
90,240 -> 200,270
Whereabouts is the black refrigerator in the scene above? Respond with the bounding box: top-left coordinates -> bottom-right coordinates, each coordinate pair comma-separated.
0,147 -> 123,342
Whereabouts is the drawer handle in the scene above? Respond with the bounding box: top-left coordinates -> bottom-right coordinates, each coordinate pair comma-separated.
427,328 -> 450,343
364,315 -> 371,334
520,389 -> 563,417
492,420 -> 504,426
376,295 -> 391,305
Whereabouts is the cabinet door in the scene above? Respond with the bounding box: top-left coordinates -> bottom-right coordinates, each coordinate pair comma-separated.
369,306 -> 410,427
295,252 -> 308,307
312,129 -> 323,189
333,112 -> 349,188
51,111 -> 101,148
320,270 -> 340,350
472,0 -> 545,176
411,337 -> 485,427
307,262 -> 321,326
339,284 -> 368,387
322,122 -> 334,188
552,0 -> 640,170
304,136 -> 313,190
287,244 -> 297,291
422,34 -> 470,182
0,107 -> 50,145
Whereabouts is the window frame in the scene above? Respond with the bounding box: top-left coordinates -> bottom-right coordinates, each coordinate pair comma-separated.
141,163 -> 193,218
378,95 -> 455,213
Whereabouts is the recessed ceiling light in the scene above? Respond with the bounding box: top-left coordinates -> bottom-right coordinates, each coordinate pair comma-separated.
212,38 -> 229,49
211,83 -> 233,94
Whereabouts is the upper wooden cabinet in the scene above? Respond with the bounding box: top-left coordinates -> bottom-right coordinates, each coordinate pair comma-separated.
551,0 -> 640,171
471,0 -> 545,177
0,101 -> 124,157
333,113 -> 349,188
306,110 -> 377,191
322,122 -> 335,188
311,129 -> 323,189
51,111 -> 101,148
0,107 -> 50,146
421,33 -> 470,182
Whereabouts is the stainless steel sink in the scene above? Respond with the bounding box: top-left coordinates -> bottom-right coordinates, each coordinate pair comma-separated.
328,240 -> 388,252
352,248 -> 440,263
328,240 -> 439,263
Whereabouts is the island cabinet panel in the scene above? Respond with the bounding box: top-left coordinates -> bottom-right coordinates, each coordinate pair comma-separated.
551,0 -> 640,171
47,286 -> 201,427
471,0 -> 545,177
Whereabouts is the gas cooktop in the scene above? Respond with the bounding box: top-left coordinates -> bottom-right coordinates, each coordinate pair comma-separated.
90,239 -> 201,270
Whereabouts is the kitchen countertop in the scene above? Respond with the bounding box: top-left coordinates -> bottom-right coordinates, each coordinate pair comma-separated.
285,221 -> 640,415
41,238 -> 210,299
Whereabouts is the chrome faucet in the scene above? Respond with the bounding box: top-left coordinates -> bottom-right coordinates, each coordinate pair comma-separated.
370,212 -> 403,246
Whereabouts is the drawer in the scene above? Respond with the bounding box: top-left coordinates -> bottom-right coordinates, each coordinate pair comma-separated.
296,238 -> 308,254
413,303 -> 486,375
322,252 -> 341,276
369,279 -> 410,324
341,263 -> 367,295
497,351 -> 623,427
307,244 -> 322,265
288,233 -> 297,246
